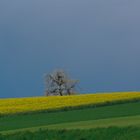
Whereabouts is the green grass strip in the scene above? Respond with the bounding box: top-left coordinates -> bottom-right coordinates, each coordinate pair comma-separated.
1,127 -> 140,140
1,115 -> 140,135
45,115 -> 140,129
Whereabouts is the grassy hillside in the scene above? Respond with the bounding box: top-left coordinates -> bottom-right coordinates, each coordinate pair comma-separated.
1,127 -> 140,140
0,92 -> 140,116
2,115 -> 140,135
45,115 -> 140,129
1,92 -> 140,139
1,101 -> 140,133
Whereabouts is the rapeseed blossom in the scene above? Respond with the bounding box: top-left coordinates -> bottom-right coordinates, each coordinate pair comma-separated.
0,92 -> 140,115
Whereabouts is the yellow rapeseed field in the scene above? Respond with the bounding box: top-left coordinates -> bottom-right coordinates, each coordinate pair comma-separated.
0,92 -> 140,115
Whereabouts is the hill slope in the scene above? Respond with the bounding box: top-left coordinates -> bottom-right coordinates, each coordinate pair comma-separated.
1,101 -> 140,133
1,127 -> 140,140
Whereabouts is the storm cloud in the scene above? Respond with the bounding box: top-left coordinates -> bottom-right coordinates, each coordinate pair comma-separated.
0,0 -> 140,97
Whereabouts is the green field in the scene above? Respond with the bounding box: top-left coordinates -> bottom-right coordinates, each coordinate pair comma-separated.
1,127 -> 140,140
1,101 -> 140,133
1,95 -> 140,139
2,115 -> 140,135
45,115 -> 140,129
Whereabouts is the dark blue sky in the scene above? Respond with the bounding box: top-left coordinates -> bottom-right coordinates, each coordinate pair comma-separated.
0,0 -> 140,98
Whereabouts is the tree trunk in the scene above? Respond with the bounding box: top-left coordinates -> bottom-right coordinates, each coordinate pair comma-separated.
59,86 -> 63,96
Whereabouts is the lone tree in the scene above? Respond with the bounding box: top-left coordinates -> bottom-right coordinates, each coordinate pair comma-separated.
45,70 -> 78,96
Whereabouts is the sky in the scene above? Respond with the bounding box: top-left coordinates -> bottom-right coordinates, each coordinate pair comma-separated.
0,0 -> 140,98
